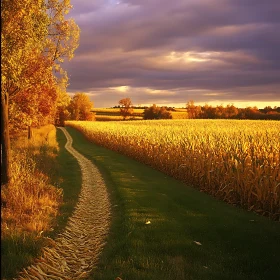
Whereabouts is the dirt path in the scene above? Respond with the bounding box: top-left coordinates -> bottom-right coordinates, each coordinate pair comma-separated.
16,127 -> 111,280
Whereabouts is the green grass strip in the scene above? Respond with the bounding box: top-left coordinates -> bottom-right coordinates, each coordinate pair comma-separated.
1,129 -> 81,280
65,126 -> 280,280
50,128 -> 82,236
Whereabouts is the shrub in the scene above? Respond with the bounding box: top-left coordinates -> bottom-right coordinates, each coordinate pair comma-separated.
144,104 -> 172,119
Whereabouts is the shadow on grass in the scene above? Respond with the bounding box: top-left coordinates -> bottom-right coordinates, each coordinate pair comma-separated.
48,128 -> 82,238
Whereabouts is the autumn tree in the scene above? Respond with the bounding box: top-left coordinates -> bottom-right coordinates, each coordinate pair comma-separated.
9,54 -> 58,134
186,100 -> 201,119
200,104 -> 216,119
224,104 -> 239,118
144,104 -> 172,120
68,93 -> 95,121
1,0 -> 80,184
45,0 -> 80,83
119,98 -> 134,120
55,89 -> 71,126
1,0 -> 49,184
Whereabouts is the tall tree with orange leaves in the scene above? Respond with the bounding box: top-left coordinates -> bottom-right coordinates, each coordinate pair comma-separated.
1,0 -> 80,184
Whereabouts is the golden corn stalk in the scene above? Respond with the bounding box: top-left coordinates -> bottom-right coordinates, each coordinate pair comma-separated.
66,119 -> 280,220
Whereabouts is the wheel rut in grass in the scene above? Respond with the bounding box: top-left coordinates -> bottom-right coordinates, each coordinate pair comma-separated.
15,127 -> 111,280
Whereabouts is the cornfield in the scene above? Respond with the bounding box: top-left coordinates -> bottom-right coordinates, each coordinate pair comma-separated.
66,119 -> 280,220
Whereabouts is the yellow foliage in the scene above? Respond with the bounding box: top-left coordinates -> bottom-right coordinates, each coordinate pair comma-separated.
66,119 -> 280,220
1,125 -> 62,236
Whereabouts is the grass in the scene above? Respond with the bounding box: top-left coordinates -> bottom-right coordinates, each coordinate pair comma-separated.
65,126 -> 280,280
65,120 -> 280,219
1,127 -> 81,279
48,128 -> 82,238
1,233 -> 48,280
1,125 -> 61,279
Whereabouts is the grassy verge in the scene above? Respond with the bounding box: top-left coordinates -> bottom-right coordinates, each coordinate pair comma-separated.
66,126 -> 280,280
1,127 -> 81,279
48,128 -> 82,238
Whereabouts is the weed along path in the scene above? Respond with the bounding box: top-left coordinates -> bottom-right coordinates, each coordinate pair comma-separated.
16,127 -> 111,280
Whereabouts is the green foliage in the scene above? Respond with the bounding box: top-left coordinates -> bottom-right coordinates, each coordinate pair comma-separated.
144,104 -> 172,119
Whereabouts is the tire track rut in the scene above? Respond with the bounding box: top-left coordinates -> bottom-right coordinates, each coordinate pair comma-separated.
15,127 -> 111,280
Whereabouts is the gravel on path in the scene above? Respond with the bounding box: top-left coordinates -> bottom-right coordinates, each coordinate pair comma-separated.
15,127 -> 111,280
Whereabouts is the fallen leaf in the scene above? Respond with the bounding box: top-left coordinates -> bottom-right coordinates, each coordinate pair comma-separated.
145,221 -> 151,224
193,241 -> 202,245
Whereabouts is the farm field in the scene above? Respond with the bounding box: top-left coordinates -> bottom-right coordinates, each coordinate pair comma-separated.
65,126 -> 280,280
92,108 -> 188,121
66,119 -> 280,220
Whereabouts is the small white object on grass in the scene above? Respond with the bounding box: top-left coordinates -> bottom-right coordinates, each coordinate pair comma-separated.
193,241 -> 202,245
145,221 -> 151,224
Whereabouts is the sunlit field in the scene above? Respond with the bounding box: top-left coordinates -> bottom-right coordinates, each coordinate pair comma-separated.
92,108 -> 188,120
95,115 -> 143,121
93,108 -> 144,114
66,119 -> 280,220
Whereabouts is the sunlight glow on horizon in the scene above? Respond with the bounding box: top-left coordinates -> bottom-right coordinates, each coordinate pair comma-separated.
109,86 -> 130,92
152,101 -> 280,109
67,90 -> 279,109
165,51 -> 216,63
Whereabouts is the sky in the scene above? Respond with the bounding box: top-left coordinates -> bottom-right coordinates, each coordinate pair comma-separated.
64,0 -> 280,108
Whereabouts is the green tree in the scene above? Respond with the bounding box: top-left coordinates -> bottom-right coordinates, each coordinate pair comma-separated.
119,98 -> 134,120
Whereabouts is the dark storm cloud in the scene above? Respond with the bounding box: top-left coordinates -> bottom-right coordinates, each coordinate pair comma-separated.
65,0 -> 280,107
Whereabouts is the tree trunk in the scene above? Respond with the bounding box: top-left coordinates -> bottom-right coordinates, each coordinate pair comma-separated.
28,126 -> 33,139
1,91 -> 11,185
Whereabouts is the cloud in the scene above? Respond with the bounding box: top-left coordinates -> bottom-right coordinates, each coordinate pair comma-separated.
65,0 -> 280,107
